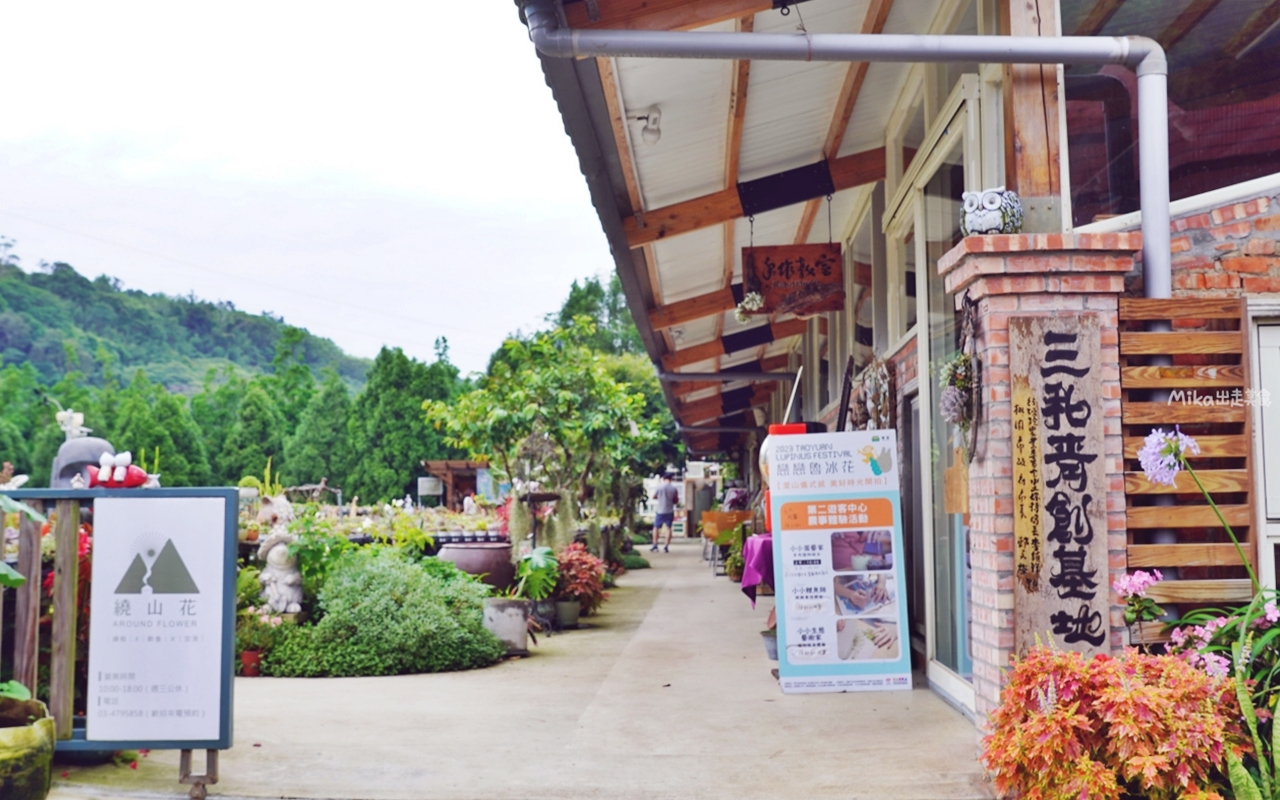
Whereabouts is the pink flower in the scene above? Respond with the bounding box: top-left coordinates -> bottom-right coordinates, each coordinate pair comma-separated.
1113,569 -> 1163,599
258,615 -> 270,624
246,606 -> 257,614
1200,652 -> 1231,678
1267,601 -> 1279,624
270,617 -> 283,627
1138,427 -> 1200,486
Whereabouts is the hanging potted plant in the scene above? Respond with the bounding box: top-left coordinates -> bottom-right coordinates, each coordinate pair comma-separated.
553,543 -> 607,628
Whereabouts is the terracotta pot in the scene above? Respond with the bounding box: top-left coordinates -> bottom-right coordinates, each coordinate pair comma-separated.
437,543 -> 515,590
240,650 -> 262,677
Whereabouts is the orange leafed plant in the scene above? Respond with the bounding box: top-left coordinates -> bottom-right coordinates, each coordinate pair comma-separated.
982,646 -> 1244,800
554,543 -> 608,615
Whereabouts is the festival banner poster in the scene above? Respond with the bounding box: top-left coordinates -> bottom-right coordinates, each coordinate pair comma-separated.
768,429 -> 911,693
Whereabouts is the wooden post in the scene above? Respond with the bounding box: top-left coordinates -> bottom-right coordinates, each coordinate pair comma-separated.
14,503 -> 42,693
1001,0 -> 1064,231
50,499 -> 80,740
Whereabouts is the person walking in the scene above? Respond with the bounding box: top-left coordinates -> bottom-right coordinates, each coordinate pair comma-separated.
651,473 -> 680,553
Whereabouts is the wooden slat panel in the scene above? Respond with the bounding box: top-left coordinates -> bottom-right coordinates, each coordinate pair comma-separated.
1120,331 -> 1242,355
1122,402 -> 1246,424
1126,503 -> 1252,529
1118,297 -> 1243,320
1120,365 -> 1245,389
1128,543 -> 1251,567
14,505 -> 42,693
1147,579 -> 1254,604
1124,434 -> 1248,459
1125,469 -> 1250,495
51,500 -> 80,740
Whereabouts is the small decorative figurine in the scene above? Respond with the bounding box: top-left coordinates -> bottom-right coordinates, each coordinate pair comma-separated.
88,451 -> 148,488
961,186 -> 1023,236
256,495 -> 302,614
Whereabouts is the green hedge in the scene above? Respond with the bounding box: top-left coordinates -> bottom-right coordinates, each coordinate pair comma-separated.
264,549 -> 505,677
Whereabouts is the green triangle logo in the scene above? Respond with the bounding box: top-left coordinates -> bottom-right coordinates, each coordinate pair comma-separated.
113,539 -> 199,595
147,540 -> 199,594
115,554 -> 147,594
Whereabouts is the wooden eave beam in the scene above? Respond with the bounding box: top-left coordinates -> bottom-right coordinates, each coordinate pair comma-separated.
649,287 -> 738,331
678,385 -> 775,424
564,0 -> 774,31
661,318 -> 807,371
624,147 -> 886,248
1157,0 -> 1224,52
1072,0 -> 1127,36
794,0 -> 894,245
671,354 -> 791,397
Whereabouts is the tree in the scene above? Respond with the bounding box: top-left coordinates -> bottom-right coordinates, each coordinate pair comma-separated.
191,367 -> 248,483
0,418 -> 31,474
152,392 -> 212,486
346,346 -> 460,504
268,326 -> 315,432
218,382 -> 285,483
283,370 -> 352,488
548,275 -> 643,355
428,318 -> 658,502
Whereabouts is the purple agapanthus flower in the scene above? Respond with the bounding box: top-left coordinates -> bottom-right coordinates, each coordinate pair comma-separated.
1137,427 -> 1201,486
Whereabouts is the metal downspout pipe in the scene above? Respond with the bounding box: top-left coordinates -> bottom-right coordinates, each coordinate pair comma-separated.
520,0 -> 1171,299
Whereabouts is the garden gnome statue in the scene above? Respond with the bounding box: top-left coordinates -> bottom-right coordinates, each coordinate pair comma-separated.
256,495 -> 302,614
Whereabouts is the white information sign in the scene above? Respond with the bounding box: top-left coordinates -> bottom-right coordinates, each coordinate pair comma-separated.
87,497 -> 227,742
768,429 -> 911,694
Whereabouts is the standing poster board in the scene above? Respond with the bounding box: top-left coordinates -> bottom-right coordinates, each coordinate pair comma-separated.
768,430 -> 911,693
5,488 -> 241,751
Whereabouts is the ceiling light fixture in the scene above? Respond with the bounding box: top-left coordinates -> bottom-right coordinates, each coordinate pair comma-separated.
628,105 -> 662,145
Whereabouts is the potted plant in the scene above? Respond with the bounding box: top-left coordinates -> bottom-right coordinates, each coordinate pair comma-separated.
0,679 -> 54,800
236,607 -> 284,676
553,543 -> 607,628
483,547 -> 557,653
725,550 -> 745,582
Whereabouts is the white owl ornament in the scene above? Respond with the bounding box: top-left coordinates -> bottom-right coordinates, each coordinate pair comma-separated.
960,186 -> 1024,236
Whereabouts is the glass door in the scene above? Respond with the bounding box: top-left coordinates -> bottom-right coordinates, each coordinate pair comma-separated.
922,140 -> 971,682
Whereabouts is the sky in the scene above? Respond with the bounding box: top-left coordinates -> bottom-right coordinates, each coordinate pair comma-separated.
0,2 -> 611,374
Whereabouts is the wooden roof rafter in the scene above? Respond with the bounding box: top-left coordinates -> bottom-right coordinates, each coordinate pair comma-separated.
718,13 -> 754,342
793,0 -> 895,245
1226,0 -> 1280,58
1071,0 -> 1126,36
623,146 -> 886,248
1157,0 -> 1224,52
662,317 -> 807,371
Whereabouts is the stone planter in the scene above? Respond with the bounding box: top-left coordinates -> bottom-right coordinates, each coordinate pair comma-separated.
438,543 -> 515,590
556,600 -> 581,629
483,597 -> 529,655
0,709 -> 55,800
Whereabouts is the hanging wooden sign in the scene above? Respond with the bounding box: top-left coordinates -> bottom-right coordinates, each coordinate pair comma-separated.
742,243 -> 844,317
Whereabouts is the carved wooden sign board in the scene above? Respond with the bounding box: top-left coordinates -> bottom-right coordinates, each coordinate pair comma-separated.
1010,315 -> 1109,657
742,243 -> 844,317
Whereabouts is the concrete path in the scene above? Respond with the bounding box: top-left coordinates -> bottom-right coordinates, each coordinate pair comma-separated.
50,539 -> 992,800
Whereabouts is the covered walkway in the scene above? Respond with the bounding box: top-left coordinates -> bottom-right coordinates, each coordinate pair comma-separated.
51,540 -> 990,800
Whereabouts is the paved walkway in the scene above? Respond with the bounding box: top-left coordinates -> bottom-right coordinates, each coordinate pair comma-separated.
51,539 -> 991,800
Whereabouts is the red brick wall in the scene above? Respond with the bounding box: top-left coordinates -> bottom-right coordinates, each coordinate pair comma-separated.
1151,193 -> 1280,296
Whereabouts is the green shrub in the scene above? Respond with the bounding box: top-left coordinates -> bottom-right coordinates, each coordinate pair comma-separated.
264,548 -> 505,677
620,553 -> 650,570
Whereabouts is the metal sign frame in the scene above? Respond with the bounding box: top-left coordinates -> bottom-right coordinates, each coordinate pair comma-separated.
5,487 -> 237,751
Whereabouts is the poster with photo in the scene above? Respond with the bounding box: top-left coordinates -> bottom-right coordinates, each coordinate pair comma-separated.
86,494 -> 235,744
768,429 -> 911,693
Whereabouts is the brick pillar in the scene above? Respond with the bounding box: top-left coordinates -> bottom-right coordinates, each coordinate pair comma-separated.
936,232 -> 1140,721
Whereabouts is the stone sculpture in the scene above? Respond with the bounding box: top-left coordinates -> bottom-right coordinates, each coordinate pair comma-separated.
961,186 -> 1024,236
256,495 -> 302,614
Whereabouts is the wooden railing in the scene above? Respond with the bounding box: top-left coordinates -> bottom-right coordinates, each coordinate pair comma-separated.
1119,297 -> 1256,619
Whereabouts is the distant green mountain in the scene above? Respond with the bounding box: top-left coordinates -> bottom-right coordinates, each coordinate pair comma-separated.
0,262 -> 369,392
